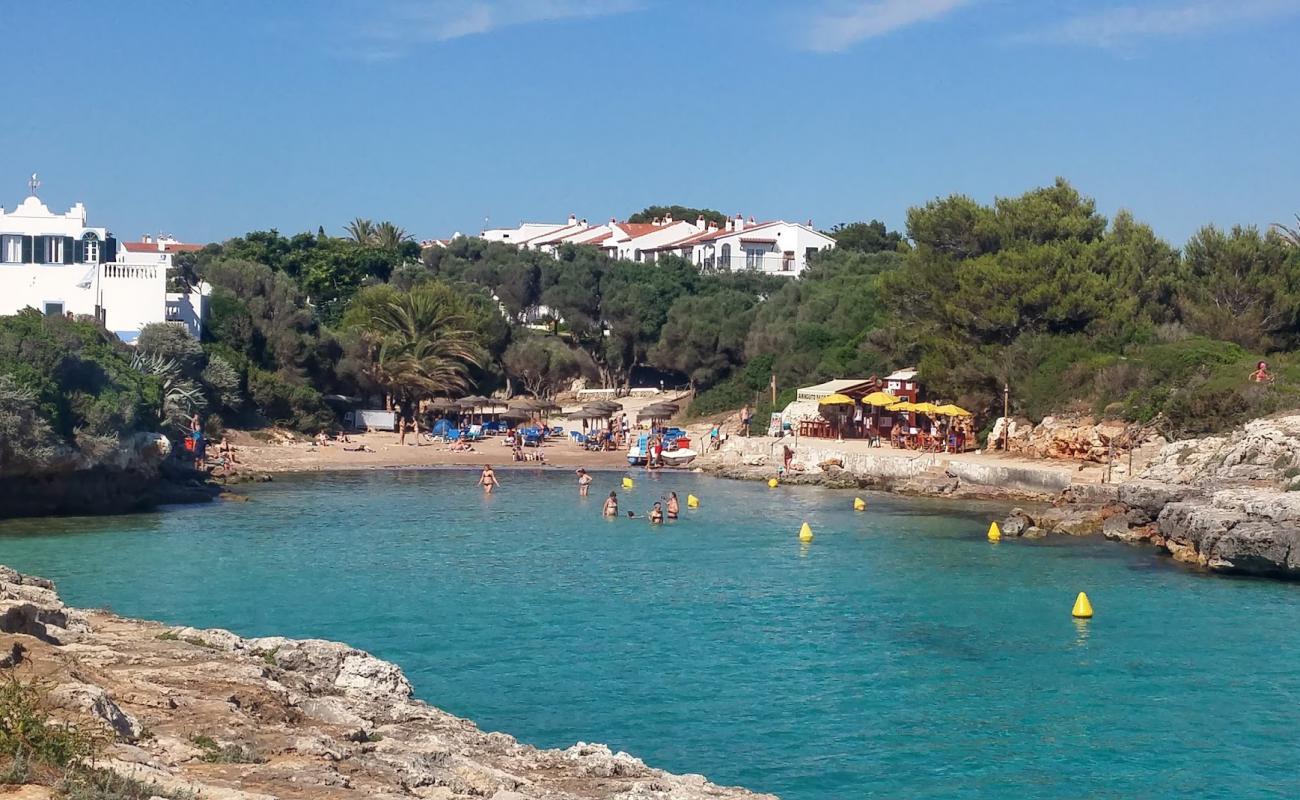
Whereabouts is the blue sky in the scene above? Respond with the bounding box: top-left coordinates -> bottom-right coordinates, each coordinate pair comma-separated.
2,0 -> 1297,246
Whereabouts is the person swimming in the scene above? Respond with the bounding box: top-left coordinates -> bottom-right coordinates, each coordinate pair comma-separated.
666,491 -> 679,520
477,464 -> 499,494
649,501 -> 664,524
603,491 -> 619,517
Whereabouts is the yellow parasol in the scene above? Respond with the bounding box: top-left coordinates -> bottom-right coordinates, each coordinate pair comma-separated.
912,402 -> 941,415
887,401 -> 916,412
862,391 -> 900,407
935,404 -> 972,417
818,393 -> 855,405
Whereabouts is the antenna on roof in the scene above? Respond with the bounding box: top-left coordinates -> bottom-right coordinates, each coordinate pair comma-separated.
27,173 -> 40,196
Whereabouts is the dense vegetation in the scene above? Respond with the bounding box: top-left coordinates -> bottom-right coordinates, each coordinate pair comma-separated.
3,181 -> 1299,460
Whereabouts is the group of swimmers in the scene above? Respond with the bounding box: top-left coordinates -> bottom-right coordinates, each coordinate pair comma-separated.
478,464 -> 682,524
600,486 -> 681,524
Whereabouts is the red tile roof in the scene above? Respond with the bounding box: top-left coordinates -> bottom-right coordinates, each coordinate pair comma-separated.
122,241 -> 204,254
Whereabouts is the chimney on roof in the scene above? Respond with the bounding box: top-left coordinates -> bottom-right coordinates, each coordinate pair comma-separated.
568,213 -> 576,226
695,214 -> 705,231
142,234 -> 152,244
708,221 -> 718,232
725,218 -> 733,233
807,219 -> 813,227
579,218 -> 587,226
652,216 -> 661,226
734,213 -> 745,233
748,216 -> 755,224
610,217 -> 617,224
664,212 -> 673,224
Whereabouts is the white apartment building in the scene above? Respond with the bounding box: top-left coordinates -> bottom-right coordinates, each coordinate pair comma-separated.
0,178 -> 208,342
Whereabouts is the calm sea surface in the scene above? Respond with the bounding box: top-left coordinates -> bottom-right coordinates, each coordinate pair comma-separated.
2,469 -> 1298,799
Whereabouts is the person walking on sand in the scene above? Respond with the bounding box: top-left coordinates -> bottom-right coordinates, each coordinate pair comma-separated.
666,492 -> 679,520
478,464 -> 499,494
603,491 -> 619,517
576,468 -> 593,496
398,416 -> 408,446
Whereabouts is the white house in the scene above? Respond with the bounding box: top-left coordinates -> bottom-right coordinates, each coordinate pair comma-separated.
467,210 -> 837,276
481,217 -> 577,244
0,178 -> 207,342
606,218 -> 702,262
686,216 -> 835,276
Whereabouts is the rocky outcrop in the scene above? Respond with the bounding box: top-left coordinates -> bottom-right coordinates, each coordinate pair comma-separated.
987,414 -> 1163,466
0,435 -> 220,519
0,566 -> 774,800
1103,414 -> 1300,579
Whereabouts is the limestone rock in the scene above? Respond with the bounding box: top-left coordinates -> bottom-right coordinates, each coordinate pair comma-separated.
1000,508 -> 1035,537
48,682 -> 141,739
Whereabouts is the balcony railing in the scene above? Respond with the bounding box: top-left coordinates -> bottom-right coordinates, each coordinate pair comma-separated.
101,264 -> 160,280
700,252 -> 801,275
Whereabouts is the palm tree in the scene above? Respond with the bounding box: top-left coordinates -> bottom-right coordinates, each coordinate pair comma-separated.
1272,214 -> 1300,248
345,218 -> 377,244
130,351 -> 206,430
362,284 -> 483,405
374,220 -> 414,250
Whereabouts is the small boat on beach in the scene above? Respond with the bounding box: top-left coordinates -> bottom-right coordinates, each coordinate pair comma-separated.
660,447 -> 697,467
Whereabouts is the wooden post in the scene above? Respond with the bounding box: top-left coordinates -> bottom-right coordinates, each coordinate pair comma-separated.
1002,382 -> 1010,452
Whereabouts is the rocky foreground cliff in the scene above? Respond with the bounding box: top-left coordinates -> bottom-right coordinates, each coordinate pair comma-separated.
0,565 -> 773,800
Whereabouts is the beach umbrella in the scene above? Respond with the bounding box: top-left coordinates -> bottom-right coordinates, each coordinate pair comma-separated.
426,398 -> 455,410
935,404 -> 972,417
498,408 -> 530,422
585,402 -> 621,415
913,402 -> 941,416
510,398 -> 542,411
862,391 -> 899,407
817,393 -> 855,405
640,404 -> 678,418
887,401 -> 917,412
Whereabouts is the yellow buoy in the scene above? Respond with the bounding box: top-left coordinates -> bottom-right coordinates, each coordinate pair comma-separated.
687,494 -> 699,508
853,497 -> 866,512
768,477 -> 779,489
798,522 -> 814,542
622,477 -> 634,490
1072,591 -> 1094,619
987,521 -> 1002,542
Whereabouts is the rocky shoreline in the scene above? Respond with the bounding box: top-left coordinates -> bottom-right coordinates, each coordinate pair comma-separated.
0,565 -> 773,800
706,414 -> 1300,581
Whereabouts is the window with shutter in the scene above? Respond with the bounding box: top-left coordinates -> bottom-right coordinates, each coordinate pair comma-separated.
103,237 -> 117,263
33,236 -> 45,264
74,239 -> 85,263
63,236 -> 74,264
21,236 -> 33,263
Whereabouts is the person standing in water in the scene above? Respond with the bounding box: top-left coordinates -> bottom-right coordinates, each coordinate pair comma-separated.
666,492 -> 680,520
649,502 -> 664,524
576,468 -> 593,496
603,491 -> 619,517
478,464 -> 499,494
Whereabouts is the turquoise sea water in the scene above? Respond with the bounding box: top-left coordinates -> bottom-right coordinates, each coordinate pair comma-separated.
2,469 -> 1299,799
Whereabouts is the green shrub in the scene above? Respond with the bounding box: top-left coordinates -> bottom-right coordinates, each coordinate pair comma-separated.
247,368 -> 336,431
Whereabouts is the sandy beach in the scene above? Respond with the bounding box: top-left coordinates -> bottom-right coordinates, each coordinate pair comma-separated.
218,428 -> 648,474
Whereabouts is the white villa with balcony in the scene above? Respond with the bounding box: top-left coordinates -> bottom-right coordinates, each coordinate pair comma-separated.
0,179 -> 208,342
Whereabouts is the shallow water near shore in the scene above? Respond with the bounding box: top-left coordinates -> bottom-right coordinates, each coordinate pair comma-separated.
3,469 -> 1300,799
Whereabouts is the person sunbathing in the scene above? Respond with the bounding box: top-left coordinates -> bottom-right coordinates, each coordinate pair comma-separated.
218,437 -> 238,463
334,431 -> 352,444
